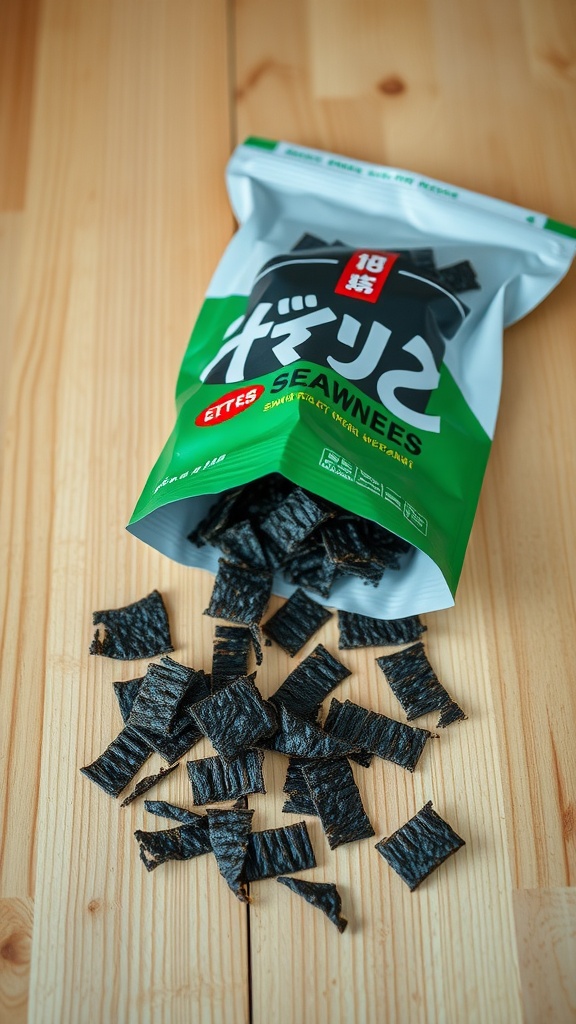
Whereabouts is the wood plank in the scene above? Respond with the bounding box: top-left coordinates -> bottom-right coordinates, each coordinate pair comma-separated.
6,1 -> 245,1020
514,888 -> 576,1023
0,0 -> 40,211
234,1 -> 576,1018
519,0 -> 576,89
0,898 -> 33,1024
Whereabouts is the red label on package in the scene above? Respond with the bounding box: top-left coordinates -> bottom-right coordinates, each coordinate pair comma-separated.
334,250 -> 398,303
195,384 -> 265,426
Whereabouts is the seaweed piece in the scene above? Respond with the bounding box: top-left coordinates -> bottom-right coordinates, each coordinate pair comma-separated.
323,698 -> 431,772
80,726 -> 152,797
377,642 -> 466,728
204,558 -> 273,626
270,644 -> 351,722
244,821 -> 316,881
282,541 -> 338,598
375,800 -> 465,890
113,677 -> 144,721
282,758 -> 318,816
143,800 -> 204,825
115,660 -> 212,763
216,520 -> 268,569
261,702 -> 359,759
260,488 -> 334,554
436,260 -> 479,293
189,676 -> 277,760
187,750 -> 266,804
321,518 -> 387,585
337,611 -> 426,650
207,807 -> 254,902
277,877 -> 347,932
301,758 -> 374,849
120,761 -> 180,807
135,819 -> 212,871
211,625 -> 252,691
188,486 -> 245,546
89,590 -> 173,660
127,658 -> 193,744
368,523 -> 412,570
263,589 -> 333,656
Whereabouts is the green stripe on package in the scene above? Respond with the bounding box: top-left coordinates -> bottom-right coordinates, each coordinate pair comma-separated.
128,139 -> 576,617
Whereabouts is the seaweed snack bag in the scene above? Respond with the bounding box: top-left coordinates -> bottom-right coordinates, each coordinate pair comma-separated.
127,139 -> 576,617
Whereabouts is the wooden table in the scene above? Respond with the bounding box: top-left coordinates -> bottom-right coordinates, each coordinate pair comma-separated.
1,2 -> 575,1021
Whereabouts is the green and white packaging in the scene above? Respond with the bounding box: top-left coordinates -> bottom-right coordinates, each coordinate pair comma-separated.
128,138 -> 576,617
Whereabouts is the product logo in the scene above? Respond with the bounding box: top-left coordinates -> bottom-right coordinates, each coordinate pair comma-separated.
200,244 -> 469,435
195,384 -> 265,426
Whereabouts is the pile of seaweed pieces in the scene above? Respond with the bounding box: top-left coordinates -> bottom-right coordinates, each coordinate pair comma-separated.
190,474 -> 415,611
82,486 -> 467,932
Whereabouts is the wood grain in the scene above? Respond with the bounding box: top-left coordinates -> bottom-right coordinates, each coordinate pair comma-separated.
514,888 -> 576,1022
0,899 -> 33,1024
1,0 -> 575,1021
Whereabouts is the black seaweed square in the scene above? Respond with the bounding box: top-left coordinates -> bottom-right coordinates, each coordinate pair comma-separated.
204,558 -> 272,626
270,644 -> 350,722
301,758 -> 374,849
187,750 -> 266,804
189,676 -> 277,760
244,821 -> 316,881
375,801 -> 465,890
89,590 -> 173,660
263,589 -> 333,656
337,611 -> 426,650
377,642 -> 466,728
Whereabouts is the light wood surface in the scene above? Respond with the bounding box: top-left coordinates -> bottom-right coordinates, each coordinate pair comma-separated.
1,1 -> 575,1022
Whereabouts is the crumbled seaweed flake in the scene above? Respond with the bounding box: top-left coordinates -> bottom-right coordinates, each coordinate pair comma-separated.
436,260 -> 479,293
377,642 -> 466,728
262,702 -> 359,759
282,758 -> 318,816
189,676 -> 277,760
135,819 -> 211,871
217,520 -> 268,569
282,542 -> 338,598
277,877 -> 347,932
337,611 -> 426,650
113,677 -> 144,722
437,700 -> 468,728
233,796 -> 249,810
263,589 -> 333,657
323,698 -> 431,772
270,644 -> 351,722
301,758 -> 374,850
143,800 -> 204,825
249,624 -> 264,666
204,558 -> 272,626
212,625 -> 252,691
260,488 -> 334,554
375,800 -> 465,890
80,726 -> 152,797
89,590 -> 173,660
187,750 -> 266,804
244,821 -> 316,881
207,808 -> 254,902
120,761 -> 180,807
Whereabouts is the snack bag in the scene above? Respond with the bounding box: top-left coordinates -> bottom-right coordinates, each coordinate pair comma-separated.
127,138 -> 576,617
